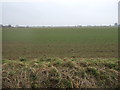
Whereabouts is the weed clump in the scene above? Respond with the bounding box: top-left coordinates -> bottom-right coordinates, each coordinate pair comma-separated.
86,67 -> 100,77
59,79 -> 73,88
62,61 -> 76,68
19,58 -> 27,62
45,67 -> 61,88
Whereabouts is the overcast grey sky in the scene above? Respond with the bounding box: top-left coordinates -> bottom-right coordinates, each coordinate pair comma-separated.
1,0 -> 119,26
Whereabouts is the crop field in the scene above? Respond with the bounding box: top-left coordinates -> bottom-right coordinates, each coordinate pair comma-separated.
2,26 -> 119,88
2,26 -> 118,60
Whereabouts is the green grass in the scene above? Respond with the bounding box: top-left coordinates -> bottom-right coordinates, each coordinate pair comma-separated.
2,27 -> 118,59
2,58 -> 119,88
3,27 -> 117,44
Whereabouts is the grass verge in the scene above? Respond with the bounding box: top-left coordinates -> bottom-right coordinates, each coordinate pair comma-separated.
2,58 -> 119,88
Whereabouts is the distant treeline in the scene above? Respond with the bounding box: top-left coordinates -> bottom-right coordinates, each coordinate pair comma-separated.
0,23 -> 120,28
